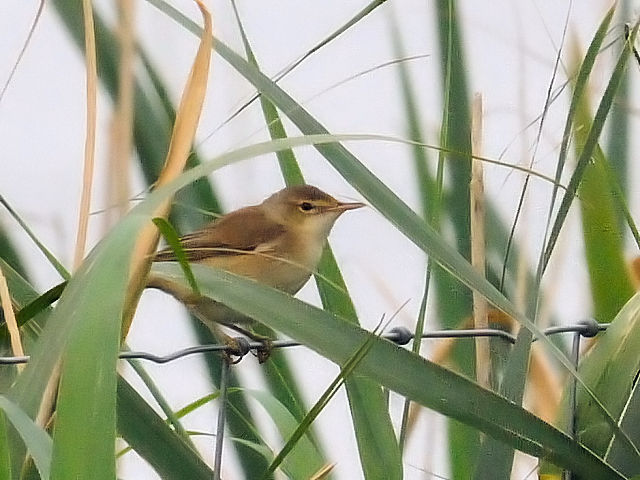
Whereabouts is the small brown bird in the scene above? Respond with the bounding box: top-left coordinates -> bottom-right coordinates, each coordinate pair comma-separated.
148,184 -> 364,360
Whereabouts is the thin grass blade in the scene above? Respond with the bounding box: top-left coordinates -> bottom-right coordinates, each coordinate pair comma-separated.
117,377 -> 213,479
0,395 -> 51,480
231,5 -> 399,477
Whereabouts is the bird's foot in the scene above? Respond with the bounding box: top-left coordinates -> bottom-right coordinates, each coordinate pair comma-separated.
221,334 -> 250,364
255,338 -> 273,364
224,325 -> 274,364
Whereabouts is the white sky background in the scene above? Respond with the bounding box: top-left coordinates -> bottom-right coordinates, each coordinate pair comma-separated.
1,0 -> 639,478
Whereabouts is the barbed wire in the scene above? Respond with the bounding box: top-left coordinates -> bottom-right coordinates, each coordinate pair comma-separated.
0,318 -> 607,480
0,318 -> 607,365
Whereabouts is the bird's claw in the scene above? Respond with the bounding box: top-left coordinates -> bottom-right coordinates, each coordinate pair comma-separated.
255,339 -> 273,364
222,335 -> 250,364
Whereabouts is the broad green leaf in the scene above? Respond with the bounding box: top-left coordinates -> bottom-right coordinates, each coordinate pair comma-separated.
605,4 -> 632,230
542,21 -> 638,273
571,72 -> 634,322
47,0 -> 272,474
607,378 -> 640,476
48,220 -> 136,480
541,293 -> 640,477
151,262 -> 624,479
232,7 -> 400,474
0,256 -> 206,480
572,294 -> 640,473
432,2 -> 478,476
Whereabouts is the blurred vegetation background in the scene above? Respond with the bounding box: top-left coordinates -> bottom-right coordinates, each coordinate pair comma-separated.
1,1 -> 640,479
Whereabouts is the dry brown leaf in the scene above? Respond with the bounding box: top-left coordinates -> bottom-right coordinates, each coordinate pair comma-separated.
121,0 -> 213,339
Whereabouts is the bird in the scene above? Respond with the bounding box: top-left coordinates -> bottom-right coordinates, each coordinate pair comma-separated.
147,184 -> 364,361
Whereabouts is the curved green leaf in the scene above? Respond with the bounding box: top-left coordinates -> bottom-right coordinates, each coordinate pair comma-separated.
151,262 -> 624,479
0,395 -> 51,480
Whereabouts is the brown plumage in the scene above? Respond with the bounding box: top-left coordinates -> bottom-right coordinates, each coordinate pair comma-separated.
154,206 -> 287,262
148,185 -> 364,346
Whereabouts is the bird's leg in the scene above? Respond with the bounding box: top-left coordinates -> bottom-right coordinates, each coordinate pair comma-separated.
224,324 -> 273,364
218,333 -> 250,364
160,289 -> 275,363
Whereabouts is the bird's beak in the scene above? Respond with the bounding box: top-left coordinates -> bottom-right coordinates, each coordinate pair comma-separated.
332,201 -> 366,212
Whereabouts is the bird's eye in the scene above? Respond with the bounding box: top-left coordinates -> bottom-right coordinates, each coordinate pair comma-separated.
299,202 -> 314,212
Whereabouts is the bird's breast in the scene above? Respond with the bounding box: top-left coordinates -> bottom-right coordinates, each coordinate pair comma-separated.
197,232 -> 325,295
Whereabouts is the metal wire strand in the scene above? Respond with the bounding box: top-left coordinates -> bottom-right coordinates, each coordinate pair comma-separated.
0,320 -> 604,365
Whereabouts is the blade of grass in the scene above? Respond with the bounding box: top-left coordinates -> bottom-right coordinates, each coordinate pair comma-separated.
242,389 -> 325,479
116,377 -> 213,479
0,228 -> 27,282
541,293 -> 640,476
211,0 -> 389,136
152,218 -> 200,295
231,5 -> 400,477
476,4 -> 574,478
121,0 -> 212,339
49,221 -> 136,480
542,20 -> 638,274
0,395 -> 51,480
432,2 -> 478,476
605,5 -> 632,231
0,195 -> 70,280
263,319 -> 386,478
4,282 -> 66,335
125,353 -> 194,446
0,412 -> 10,480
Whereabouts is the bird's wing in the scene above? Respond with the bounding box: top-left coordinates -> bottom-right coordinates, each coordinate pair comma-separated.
154,206 -> 286,262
